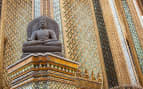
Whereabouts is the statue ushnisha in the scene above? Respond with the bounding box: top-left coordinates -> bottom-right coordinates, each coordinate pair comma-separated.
22,16 -> 62,57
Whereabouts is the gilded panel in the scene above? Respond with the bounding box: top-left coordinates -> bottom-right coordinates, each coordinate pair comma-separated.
60,0 -> 102,79
92,0 -> 119,87
0,0 -> 32,86
3,0 -> 32,66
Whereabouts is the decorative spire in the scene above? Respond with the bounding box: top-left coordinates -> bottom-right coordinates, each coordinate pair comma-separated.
97,73 -> 102,82
84,69 -> 89,79
76,69 -> 82,77
91,70 -> 96,80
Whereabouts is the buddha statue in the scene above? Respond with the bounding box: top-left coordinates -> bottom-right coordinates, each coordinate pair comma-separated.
22,16 -> 62,56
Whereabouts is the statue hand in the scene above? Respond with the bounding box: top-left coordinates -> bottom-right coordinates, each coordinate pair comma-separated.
45,39 -> 57,42
37,40 -> 46,44
40,39 -> 45,41
27,38 -> 32,41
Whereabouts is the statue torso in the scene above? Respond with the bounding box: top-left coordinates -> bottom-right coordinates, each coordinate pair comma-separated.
36,29 -> 51,40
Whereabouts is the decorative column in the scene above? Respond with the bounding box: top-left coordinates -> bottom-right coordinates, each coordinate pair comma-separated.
0,21 -> 4,89
92,0 -> 143,88
114,0 -> 143,87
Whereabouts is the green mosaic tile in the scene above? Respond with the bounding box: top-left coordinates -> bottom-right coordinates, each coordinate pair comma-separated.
122,0 -> 143,73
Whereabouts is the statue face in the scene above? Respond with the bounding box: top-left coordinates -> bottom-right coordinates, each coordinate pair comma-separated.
39,18 -> 48,29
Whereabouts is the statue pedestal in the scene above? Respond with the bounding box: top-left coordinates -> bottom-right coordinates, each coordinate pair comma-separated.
7,53 -> 102,89
7,53 -> 79,89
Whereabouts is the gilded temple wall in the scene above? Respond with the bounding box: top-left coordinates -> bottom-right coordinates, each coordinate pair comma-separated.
3,0 -> 32,67
60,0 -> 102,78
0,0 -> 32,87
0,0 -> 143,88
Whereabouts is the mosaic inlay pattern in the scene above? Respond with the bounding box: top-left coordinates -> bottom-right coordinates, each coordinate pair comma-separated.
121,0 -> 143,73
19,81 -> 76,89
1,0 -> 32,86
19,82 -> 49,89
92,0 -> 118,88
61,0 -> 102,77
3,0 -> 32,66
49,81 -> 76,89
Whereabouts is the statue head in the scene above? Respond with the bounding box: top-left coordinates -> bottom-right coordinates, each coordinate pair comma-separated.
39,17 -> 48,29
